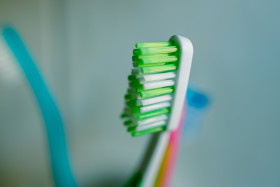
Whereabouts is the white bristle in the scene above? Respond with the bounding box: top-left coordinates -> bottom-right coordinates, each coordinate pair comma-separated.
134,114 -> 168,126
140,72 -> 176,82
137,94 -> 172,106
142,79 -> 175,90
134,120 -> 166,132
140,102 -> 171,113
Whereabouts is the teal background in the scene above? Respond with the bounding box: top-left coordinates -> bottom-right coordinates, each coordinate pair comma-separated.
0,0 -> 280,186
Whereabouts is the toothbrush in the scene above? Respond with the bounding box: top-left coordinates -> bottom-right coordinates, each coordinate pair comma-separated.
122,35 -> 193,186
154,103 -> 186,187
0,26 -> 77,187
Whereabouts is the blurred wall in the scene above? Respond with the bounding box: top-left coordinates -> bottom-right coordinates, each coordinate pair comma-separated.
0,0 -> 280,186
0,0 -> 69,186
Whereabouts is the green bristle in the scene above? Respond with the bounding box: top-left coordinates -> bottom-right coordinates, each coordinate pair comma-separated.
125,93 -> 138,101
136,108 -> 170,120
129,79 -> 141,87
136,85 -> 144,92
128,75 -> 136,81
124,94 -> 132,100
126,98 -> 145,107
133,46 -> 177,56
135,55 -> 177,66
124,120 -> 132,126
127,125 -> 137,132
121,113 -> 128,118
140,64 -> 177,74
122,39 -> 180,136
133,62 -> 170,68
132,53 -> 172,61
127,90 -> 137,97
135,41 -> 173,48
131,126 -> 167,137
131,105 -> 142,113
126,99 -> 137,107
139,87 -> 174,99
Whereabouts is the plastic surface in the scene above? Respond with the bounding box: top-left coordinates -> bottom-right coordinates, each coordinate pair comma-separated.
1,26 -> 77,187
139,132 -> 170,186
167,35 -> 193,131
124,35 -> 193,187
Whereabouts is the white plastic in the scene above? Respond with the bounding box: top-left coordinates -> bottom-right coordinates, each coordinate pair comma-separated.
167,35 -> 193,130
141,132 -> 170,187
140,35 -> 193,187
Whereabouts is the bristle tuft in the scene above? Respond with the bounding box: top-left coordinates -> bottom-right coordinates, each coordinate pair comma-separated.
122,39 -> 179,136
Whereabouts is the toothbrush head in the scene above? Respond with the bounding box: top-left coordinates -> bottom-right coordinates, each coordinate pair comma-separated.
122,35 -> 193,137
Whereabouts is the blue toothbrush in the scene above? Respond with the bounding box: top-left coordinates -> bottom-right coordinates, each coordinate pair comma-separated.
0,26 -> 77,187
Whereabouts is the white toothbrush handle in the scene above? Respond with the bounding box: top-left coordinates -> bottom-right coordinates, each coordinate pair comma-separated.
139,132 -> 170,187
